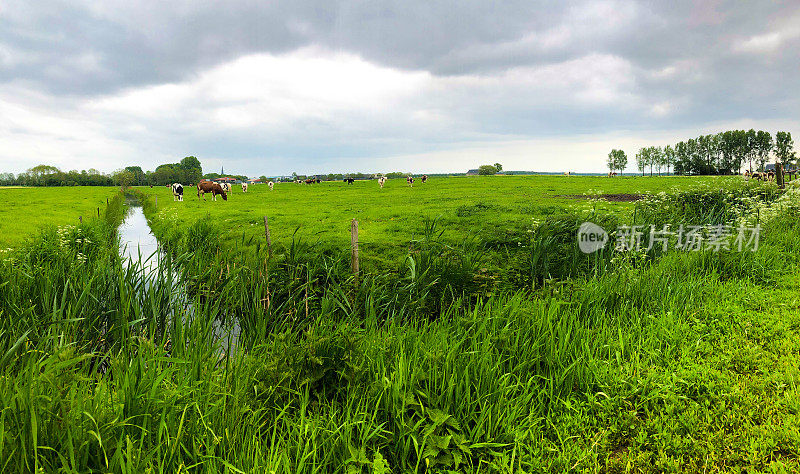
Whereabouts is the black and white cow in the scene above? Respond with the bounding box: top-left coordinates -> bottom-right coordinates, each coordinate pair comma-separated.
172,183 -> 184,201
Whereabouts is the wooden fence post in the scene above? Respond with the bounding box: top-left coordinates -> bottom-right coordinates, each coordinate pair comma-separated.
97,207 -> 100,218
79,216 -> 82,224
777,162 -> 785,189
264,216 -> 273,258
351,219 -> 359,277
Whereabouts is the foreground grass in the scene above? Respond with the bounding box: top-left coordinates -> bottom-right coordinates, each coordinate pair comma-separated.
0,186 -> 118,248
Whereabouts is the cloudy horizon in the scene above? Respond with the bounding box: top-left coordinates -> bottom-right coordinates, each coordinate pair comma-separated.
1,0 -> 798,176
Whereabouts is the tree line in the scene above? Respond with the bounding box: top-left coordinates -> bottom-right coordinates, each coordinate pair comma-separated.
641,130 -> 794,176
0,157 -> 204,187
609,130 -> 796,176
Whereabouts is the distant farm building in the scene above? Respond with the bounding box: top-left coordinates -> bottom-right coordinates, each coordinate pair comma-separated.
466,169 -> 479,176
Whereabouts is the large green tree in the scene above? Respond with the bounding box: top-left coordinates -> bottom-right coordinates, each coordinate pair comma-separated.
478,165 -> 498,175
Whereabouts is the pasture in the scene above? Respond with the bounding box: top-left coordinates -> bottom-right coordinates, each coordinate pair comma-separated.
0,186 -> 117,248
137,175 -> 723,261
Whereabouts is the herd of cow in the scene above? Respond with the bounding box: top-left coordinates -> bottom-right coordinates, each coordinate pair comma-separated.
169,175 -> 429,202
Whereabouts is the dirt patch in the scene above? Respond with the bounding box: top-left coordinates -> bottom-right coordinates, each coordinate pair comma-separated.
554,193 -> 645,202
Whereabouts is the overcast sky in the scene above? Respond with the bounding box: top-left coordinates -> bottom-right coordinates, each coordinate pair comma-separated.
1,0 -> 798,176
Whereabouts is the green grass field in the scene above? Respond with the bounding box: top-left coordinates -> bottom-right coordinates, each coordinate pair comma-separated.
0,186 -> 117,248
3,177 -> 800,472
137,175 -> 724,262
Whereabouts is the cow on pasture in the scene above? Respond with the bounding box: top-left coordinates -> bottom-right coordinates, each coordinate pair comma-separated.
197,180 -> 228,201
421,175 -> 428,183
241,183 -> 248,192
344,178 -> 355,184
219,182 -> 232,194
268,181 -> 274,191
171,183 -> 184,201
406,176 -> 414,187
378,176 -> 387,188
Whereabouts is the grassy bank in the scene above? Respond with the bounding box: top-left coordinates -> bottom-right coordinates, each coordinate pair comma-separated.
1,180 -> 799,472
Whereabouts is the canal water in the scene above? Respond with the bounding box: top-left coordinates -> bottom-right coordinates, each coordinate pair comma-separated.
117,199 -> 160,274
117,197 -> 240,352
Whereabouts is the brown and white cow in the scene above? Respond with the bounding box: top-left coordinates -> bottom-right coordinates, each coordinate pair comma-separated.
220,182 -> 232,194
378,176 -> 387,188
421,175 -> 428,183
241,183 -> 248,192
197,180 -> 228,201
406,176 -> 414,187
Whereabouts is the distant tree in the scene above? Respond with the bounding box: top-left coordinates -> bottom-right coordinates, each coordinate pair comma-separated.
113,169 -> 135,188
607,149 -> 627,174
478,165 -> 498,175
635,148 -> 649,176
493,163 -> 503,172
180,156 -> 202,171
775,131 -> 796,168
754,131 -> 773,171
663,145 -> 675,175
651,146 -> 664,176
745,129 -> 758,173
26,165 -> 60,185
124,166 -> 145,185
259,175 -> 268,182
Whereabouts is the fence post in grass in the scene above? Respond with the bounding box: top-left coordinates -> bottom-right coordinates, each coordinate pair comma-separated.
79,216 -> 82,224
777,162 -> 785,189
351,219 -> 359,278
106,198 -> 109,205
97,207 -> 100,218
263,216 -> 273,258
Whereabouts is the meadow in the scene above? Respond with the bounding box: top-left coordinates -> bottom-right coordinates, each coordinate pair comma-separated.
0,186 -> 117,248
1,176 -> 800,472
137,175 -> 722,265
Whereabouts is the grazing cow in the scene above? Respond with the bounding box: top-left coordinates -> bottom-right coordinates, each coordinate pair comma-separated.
268,181 -> 274,191
304,178 -> 315,185
344,178 -> 355,184
378,176 -> 387,188
421,175 -> 428,183
315,178 -> 321,184
406,176 -> 414,187
241,183 -> 248,192
563,171 -> 571,176
219,182 -> 232,195
197,180 -> 228,201
171,183 -> 184,201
